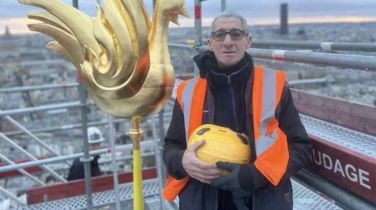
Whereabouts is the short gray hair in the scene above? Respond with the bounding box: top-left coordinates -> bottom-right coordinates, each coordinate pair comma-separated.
210,11 -> 248,33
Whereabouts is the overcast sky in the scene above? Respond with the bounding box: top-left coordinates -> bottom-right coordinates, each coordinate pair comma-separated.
1,0 -> 376,34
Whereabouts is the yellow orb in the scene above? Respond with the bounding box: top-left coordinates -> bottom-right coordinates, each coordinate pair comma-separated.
188,124 -> 251,167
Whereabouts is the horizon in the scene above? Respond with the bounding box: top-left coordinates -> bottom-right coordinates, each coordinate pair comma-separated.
1,0 -> 376,35
3,16 -> 376,36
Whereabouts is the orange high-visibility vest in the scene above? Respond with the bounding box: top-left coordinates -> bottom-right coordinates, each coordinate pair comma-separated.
163,65 -> 289,202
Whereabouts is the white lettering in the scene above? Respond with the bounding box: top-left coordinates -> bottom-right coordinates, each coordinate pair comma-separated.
322,153 -> 332,170
345,164 -> 358,182
312,149 -> 322,165
311,149 -> 372,190
359,169 -> 371,190
333,159 -> 345,177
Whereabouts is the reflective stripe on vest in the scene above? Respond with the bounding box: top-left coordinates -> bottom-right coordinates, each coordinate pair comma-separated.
163,66 -> 288,201
162,77 -> 207,202
253,67 -> 288,186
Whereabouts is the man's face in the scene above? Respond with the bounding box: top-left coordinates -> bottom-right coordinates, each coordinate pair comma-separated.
208,17 -> 251,69
89,143 -> 101,150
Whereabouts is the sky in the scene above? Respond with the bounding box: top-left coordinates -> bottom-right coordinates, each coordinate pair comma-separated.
1,0 -> 376,34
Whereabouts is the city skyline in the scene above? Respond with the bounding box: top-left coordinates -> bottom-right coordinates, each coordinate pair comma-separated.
1,0 -> 376,34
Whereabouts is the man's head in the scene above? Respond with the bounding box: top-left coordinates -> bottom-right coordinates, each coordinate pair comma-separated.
87,127 -> 104,150
208,11 -> 251,69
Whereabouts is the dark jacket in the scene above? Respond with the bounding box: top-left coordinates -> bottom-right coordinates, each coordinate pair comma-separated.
163,51 -> 312,210
67,155 -> 102,181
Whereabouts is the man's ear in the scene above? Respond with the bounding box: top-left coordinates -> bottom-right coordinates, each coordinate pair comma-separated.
208,38 -> 214,51
246,36 -> 252,48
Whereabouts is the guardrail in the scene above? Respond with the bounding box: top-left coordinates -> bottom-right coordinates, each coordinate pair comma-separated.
170,43 -> 376,71
251,40 -> 376,52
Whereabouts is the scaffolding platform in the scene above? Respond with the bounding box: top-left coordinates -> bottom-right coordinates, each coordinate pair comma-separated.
13,178 -> 342,210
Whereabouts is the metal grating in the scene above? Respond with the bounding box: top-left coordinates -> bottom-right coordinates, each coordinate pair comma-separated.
14,178 -> 342,210
301,115 -> 376,158
292,179 -> 342,210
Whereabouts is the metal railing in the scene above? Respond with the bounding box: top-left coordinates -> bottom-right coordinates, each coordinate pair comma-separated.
251,40 -> 376,52
192,45 -> 376,72
0,140 -> 155,173
0,83 -> 78,93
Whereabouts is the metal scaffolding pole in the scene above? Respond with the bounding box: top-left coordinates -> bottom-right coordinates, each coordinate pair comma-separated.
2,114 -> 70,166
248,48 -> 376,72
3,119 -> 126,137
251,40 -> 376,52
151,115 -> 164,210
0,140 -> 155,173
19,59 -> 67,67
0,101 -> 81,117
71,1 -> 93,209
0,154 -> 45,186
195,45 -> 376,72
0,83 -> 78,93
78,81 -> 93,209
194,0 -> 202,44
0,187 -> 26,206
0,133 -> 66,182
108,115 -> 121,210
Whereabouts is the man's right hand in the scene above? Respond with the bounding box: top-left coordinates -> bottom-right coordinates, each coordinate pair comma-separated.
182,139 -> 221,184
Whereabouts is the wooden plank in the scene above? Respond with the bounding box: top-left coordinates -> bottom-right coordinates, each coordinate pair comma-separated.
291,89 -> 376,135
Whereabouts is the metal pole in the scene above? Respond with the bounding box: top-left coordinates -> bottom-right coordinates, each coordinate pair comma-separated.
248,48 -> 376,72
221,0 -> 226,12
250,40 -> 376,52
288,77 -> 330,86
3,114 -> 70,166
108,115 -> 121,210
78,80 -> 93,209
0,187 -> 26,206
129,117 -> 144,210
194,45 -> 376,72
0,83 -> 78,93
0,141 -> 155,173
0,101 -> 82,117
151,115 -> 164,210
0,154 -> 45,186
3,119 -> 126,137
194,0 -> 202,44
0,133 -> 66,182
72,1 -> 92,209
19,59 -> 67,67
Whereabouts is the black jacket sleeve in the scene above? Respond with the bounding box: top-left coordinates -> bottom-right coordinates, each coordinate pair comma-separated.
278,86 -> 312,179
163,99 -> 189,179
239,85 -> 312,191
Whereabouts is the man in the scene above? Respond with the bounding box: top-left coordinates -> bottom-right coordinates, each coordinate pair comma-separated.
163,11 -> 311,210
67,127 -> 104,181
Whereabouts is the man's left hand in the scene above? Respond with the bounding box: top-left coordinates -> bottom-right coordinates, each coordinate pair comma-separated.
211,161 -> 244,191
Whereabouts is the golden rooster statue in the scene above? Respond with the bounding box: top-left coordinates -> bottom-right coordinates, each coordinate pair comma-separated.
19,0 -> 188,209
19,0 -> 188,118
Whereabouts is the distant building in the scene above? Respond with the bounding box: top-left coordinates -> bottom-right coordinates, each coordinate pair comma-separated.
0,26 -> 19,62
280,3 -> 288,35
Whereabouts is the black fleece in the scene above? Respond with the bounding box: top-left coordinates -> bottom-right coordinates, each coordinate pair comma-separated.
163,51 -> 311,210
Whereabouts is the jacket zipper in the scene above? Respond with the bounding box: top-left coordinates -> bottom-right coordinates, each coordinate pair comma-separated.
227,75 -> 239,132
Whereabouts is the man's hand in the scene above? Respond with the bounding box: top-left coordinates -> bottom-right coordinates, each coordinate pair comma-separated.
182,139 -> 221,184
211,161 -> 243,191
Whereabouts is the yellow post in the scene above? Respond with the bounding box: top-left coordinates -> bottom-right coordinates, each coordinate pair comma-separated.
129,116 -> 144,210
